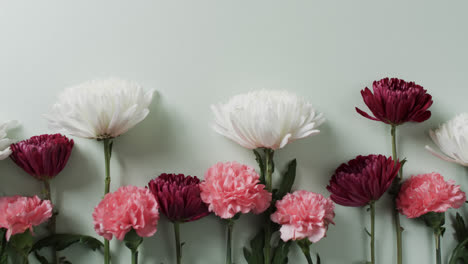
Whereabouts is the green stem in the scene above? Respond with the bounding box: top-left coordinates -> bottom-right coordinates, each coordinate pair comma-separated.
434,232 -> 441,264
298,239 -> 314,264
264,149 -> 274,264
391,125 -> 403,264
174,222 -> 182,264
370,202 -> 375,264
103,138 -> 113,264
226,219 -> 235,264
43,179 -> 58,264
131,249 -> 138,264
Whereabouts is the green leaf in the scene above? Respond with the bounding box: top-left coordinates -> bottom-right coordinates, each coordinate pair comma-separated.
0,229 -> 7,264
32,234 -> 103,252
454,213 -> 468,243
253,149 -> 266,184
316,254 -> 321,264
33,251 -> 50,264
272,240 -> 291,264
449,238 -> 468,264
243,230 -> 265,264
123,229 -> 143,253
9,230 -> 34,256
276,159 -> 297,200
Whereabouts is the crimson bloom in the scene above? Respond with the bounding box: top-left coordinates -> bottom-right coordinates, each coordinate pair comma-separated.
327,154 -> 401,207
356,77 -> 433,125
148,173 -> 209,223
10,134 -> 74,180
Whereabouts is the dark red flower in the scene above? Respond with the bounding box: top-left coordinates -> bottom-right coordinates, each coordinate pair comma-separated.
148,173 -> 210,222
10,134 -> 74,180
327,155 -> 401,207
356,78 -> 433,125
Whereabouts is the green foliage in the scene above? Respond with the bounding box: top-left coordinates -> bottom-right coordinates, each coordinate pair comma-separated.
123,229 -> 143,253
275,159 -> 297,201
243,230 -> 265,264
254,150 -> 266,184
32,234 -> 103,252
450,213 -> 468,264
272,241 -> 291,264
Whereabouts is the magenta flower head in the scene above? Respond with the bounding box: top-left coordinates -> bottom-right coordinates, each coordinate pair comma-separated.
327,154 -> 401,207
9,134 -> 74,180
356,77 -> 433,125
148,173 -> 209,223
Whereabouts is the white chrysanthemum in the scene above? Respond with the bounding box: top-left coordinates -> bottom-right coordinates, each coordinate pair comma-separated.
211,90 -> 325,150
45,78 -> 155,139
426,113 -> 468,166
0,120 -> 20,160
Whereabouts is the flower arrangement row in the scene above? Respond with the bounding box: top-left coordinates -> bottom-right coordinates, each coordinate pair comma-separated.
0,77 -> 468,264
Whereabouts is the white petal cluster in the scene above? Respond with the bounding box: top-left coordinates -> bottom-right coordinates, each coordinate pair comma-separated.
0,120 -> 19,160
426,113 -> 468,166
45,78 -> 155,139
211,90 -> 325,150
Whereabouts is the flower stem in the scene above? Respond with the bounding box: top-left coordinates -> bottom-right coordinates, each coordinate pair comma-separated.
370,202 -> 375,264
103,138 -> 113,264
131,249 -> 138,264
390,125 -> 403,264
263,148 -> 274,264
174,222 -> 182,264
43,178 -> 58,264
434,231 -> 441,264
226,219 -> 235,264
297,239 -> 314,264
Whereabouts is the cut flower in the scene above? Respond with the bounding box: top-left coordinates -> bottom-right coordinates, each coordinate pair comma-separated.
327,154 -> 401,207
356,77 -> 432,125
45,78 -> 155,139
10,134 -> 74,180
211,90 -> 325,150
271,190 -> 335,243
200,161 -> 272,219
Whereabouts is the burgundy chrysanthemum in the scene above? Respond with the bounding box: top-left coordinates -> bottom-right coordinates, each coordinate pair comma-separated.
327,154 -> 401,207
148,173 -> 210,223
10,134 -> 74,180
356,78 -> 433,125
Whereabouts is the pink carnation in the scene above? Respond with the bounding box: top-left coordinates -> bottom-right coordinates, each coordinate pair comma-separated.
0,195 -> 52,241
93,186 -> 159,241
397,173 -> 466,218
271,190 -> 335,243
200,161 -> 272,219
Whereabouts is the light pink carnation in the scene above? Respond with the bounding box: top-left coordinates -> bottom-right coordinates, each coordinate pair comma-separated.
271,190 -> 335,243
93,186 -> 160,241
200,161 -> 272,219
0,195 -> 52,241
397,173 -> 466,218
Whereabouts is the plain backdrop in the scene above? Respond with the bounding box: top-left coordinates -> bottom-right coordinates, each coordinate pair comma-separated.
1,1 -> 467,263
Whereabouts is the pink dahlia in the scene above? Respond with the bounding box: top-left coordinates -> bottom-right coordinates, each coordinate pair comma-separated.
0,195 -> 52,241
93,186 -> 159,241
10,134 -> 74,180
148,173 -> 209,222
200,161 -> 272,219
271,190 -> 335,243
356,77 -> 433,125
397,173 -> 466,218
327,154 -> 401,207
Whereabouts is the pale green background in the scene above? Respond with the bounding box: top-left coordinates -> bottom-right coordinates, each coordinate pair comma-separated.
0,1 -> 467,263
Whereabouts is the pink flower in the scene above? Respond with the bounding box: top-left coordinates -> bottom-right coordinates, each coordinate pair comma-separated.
0,195 -> 52,241
327,155 -> 401,207
200,161 -> 272,219
397,173 -> 466,218
271,191 -> 335,243
356,77 -> 433,125
10,134 -> 74,180
93,186 -> 159,241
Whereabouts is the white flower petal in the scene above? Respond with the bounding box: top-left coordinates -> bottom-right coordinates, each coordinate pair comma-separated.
45,78 -> 155,139
211,90 -> 324,150
426,113 -> 468,166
